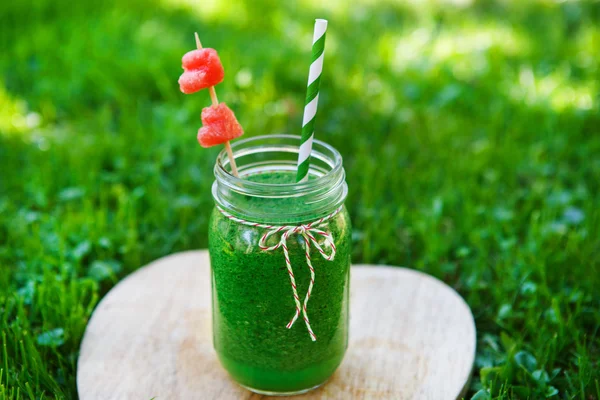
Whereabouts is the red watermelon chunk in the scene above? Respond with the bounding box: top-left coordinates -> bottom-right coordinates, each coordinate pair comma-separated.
178,49 -> 224,94
197,103 -> 244,148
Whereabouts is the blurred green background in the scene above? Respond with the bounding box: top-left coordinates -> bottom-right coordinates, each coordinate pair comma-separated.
1,0 -> 599,398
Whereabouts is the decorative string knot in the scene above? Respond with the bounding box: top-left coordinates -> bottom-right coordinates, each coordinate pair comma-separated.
217,206 -> 342,341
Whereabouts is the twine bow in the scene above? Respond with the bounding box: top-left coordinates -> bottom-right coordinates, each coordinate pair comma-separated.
217,206 -> 342,341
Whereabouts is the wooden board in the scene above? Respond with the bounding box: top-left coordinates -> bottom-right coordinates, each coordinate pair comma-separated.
77,251 -> 475,400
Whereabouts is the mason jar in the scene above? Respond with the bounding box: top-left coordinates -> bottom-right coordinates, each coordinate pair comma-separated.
208,134 -> 351,395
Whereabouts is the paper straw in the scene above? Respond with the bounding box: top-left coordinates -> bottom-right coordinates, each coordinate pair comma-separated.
296,19 -> 328,182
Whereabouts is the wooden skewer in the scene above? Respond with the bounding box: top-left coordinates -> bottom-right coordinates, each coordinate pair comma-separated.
195,32 -> 240,178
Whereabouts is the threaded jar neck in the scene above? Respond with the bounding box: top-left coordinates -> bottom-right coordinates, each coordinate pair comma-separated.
212,134 -> 347,224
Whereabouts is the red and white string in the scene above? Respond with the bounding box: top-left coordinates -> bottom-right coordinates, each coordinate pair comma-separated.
216,206 -> 342,341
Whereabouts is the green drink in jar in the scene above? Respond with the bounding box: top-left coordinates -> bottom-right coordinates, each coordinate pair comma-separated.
209,135 -> 351,395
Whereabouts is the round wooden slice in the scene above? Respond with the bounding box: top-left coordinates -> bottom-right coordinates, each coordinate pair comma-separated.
77,251 -> 475,399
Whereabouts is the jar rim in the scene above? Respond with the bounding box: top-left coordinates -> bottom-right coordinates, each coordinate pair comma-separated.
214,134 -> 344,197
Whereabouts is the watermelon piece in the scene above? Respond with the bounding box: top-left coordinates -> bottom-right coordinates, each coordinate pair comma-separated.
197,103 -> 244,148
178,48 -> 224,94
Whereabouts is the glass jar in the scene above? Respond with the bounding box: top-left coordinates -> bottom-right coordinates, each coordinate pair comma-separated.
209,134 -> 351,395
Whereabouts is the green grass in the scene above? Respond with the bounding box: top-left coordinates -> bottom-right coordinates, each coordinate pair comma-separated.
1,0 -> 599,398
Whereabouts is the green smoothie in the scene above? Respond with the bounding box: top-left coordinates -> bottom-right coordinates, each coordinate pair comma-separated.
209,171 -> 351,393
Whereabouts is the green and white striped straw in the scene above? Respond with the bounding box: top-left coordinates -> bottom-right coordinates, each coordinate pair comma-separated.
296,19 -> 328,182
